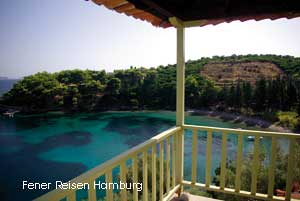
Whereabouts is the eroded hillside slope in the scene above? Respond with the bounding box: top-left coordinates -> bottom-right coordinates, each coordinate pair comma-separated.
200,61 -> 284,85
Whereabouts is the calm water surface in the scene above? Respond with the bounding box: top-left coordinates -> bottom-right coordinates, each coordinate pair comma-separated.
0,79 -> 19,96
0,111 -> 273,201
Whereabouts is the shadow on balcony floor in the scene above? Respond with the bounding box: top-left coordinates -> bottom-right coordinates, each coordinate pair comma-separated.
171,193 -> 222,201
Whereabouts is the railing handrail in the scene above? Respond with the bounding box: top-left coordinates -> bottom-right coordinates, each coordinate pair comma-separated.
34,126 -> 181,201
184,124 -> 300,138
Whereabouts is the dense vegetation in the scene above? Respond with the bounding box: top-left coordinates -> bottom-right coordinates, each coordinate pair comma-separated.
2,54 -> 300,130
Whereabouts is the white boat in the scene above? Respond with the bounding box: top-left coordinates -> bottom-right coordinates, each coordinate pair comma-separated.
247,136 -> 255,141
247,136 -> 263,141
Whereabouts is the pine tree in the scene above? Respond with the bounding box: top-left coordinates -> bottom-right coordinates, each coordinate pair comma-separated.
242,82 -> 252,110
253,78 -> 266,112
234,81 -> 242,109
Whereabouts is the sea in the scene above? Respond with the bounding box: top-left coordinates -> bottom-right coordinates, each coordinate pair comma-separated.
0,79 -> 19,97
0,111 -> 281,201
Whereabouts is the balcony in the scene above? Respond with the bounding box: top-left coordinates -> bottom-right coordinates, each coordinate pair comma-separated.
33,2 -> 300,200
34,125 -> 300,201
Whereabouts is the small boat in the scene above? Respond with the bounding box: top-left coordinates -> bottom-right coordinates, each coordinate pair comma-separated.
247,136 -> 263,141
2,110 -> 19,118
247,136 -> 255,141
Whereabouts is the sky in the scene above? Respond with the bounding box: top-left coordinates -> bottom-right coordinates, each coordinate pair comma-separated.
0,0 -> 300,78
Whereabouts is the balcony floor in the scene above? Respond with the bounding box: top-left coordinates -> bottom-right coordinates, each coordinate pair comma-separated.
171,193 -> 223,201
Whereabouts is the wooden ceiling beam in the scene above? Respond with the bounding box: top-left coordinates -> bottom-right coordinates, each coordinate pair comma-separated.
92,0 -> 107,4
126,8 -> 145,15
91,0 -> 300,28
115,3 -> 135,12
139,0 -> 174,17
105,0 -> 127,9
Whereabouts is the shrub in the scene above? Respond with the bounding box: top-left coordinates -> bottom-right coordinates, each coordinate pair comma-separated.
277,111 -> 300,132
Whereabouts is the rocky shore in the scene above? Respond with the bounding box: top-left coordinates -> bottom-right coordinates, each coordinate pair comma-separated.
187,109 -> 292,133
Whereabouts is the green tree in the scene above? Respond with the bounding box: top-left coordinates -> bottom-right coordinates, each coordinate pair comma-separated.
199,80 -> 219,107
3,72 -> 61,111
233,81 -> 242,109
253,78 -> 267,112
227,85 -> 235,108
242,82 -> 252,110
140,70 -> 158,108
56,69 -> 90,84
78,80 -> 104,111
186,75 -> 201,108
88,70 -> 107,84
106,78 -> 121,96
63,85 -> 80,110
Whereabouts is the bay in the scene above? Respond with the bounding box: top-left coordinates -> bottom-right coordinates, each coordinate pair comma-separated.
0,111 -> 274,201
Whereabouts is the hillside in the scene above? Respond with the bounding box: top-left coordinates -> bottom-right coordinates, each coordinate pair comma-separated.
1,54 -> 299,114
200,61 -> 284,85
185,54 -> 300,78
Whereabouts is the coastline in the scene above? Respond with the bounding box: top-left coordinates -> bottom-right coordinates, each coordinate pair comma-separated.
4,107 -> 293,133
187,109 -> 292,133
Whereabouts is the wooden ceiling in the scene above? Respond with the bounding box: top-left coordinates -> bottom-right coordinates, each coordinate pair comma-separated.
91,0 -> 300,28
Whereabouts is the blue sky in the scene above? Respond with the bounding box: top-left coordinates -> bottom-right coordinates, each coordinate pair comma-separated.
0,0 -> 300,78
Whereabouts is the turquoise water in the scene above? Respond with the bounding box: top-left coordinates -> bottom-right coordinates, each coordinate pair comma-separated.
0,111 -> 271,201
